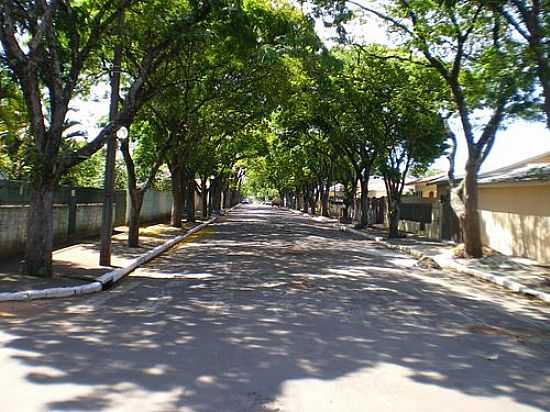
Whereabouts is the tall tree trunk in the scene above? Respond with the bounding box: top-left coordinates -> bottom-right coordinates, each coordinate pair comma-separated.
462,159 -> 483,257
99,13 -> 123,267
302,187 -> 310,213
24,180 -> 56,277
387,198 -> 401,238
170,167 -> 184,227
224,187 -> 231,209
211,178 -> 223,214
127,189 -> 144,247
186,175 -> 196,222
309,189 -> 316,215
358,177 -> 370,229
321,183 -> 330,217
201,176 -> 208,218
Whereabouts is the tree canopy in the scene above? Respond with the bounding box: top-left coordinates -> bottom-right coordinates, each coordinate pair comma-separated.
0,0 -> 546,274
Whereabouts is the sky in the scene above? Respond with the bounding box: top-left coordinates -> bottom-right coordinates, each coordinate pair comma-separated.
313,11 -> 550,174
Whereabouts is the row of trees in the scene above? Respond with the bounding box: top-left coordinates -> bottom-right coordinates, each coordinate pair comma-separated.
1,0 -> 547,276
246,0 -> 548,255
321,0 -> 548,257
0,0 -> 322,276
244,45 -> 448,237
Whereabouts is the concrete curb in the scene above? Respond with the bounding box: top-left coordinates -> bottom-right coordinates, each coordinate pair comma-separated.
339,225 -> 550,304
0,205 -> 240,303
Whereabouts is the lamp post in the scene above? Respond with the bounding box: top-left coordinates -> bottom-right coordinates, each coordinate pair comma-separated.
99,12 -> 124,266
98,124 -> 127,267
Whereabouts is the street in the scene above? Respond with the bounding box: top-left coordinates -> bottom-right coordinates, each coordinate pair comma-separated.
1,204 -> 550,412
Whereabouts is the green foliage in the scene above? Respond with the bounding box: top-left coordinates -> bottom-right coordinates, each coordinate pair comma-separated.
0,69 -> 32,179
61,149 -> 105,188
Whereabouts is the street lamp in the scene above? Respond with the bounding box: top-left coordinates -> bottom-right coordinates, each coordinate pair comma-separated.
116,125 -> 128,140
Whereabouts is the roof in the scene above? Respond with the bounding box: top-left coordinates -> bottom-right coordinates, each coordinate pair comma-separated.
484,150 -> 550,175
478,164 -> 550,185
406,173 -> 449,186
407,150 -> 550,188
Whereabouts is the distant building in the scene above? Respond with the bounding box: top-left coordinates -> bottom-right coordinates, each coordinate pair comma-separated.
407,173 -> 448,199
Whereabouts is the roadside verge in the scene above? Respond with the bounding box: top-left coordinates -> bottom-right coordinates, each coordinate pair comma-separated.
0,206 -> 239,302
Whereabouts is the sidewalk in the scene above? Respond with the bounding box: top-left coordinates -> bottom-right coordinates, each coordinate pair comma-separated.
285,207 -> 550,303
0,221 -> 202,296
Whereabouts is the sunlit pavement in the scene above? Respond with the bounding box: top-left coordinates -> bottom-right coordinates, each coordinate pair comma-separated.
1,204 -> 550,412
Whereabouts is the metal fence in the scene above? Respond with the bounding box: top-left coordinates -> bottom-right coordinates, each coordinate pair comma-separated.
400,199 -> 434,223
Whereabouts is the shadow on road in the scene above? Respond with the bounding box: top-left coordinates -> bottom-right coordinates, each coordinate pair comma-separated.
2,206 -> 550,411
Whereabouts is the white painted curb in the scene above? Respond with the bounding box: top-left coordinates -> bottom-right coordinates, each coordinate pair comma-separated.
0,205 -> 240,303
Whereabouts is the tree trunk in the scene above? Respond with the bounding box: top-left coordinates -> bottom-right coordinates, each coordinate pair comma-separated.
321,184 -> 330,217
358,178 -> 370,229
302,187 -> 310,213
201,177 -> 208,218
351,175 -> 359,222
387,198 -> 401,238
186,176 -> 196,222
170,168 -> 184,227
99,15 -> 123,267
462,160 -> 483,257
209,177 -> 218,214
212,178 -> 223,214
309,194 -> 316,215
128,189 -> 144,247
24,182 -> 56,277
224,187 -> 231,209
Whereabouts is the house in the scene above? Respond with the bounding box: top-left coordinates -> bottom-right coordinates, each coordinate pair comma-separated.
405,151 -> 550,264
475,151 -> 550,264
407,173 -> 447,199
330,176 -> 414,200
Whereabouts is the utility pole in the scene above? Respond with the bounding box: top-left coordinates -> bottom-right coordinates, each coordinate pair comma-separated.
99,18 -> 123,266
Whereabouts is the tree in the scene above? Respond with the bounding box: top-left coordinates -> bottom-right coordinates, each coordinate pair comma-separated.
378,86 -> 447,238
478,0 -> 550,128
354,47 -> 448,237
120,119 -> 175,247
178,0 -> 321,216
0,0 -> 214,275
0,69 -> 31,179
315,0 -> 537,256
330,49 -> 386,228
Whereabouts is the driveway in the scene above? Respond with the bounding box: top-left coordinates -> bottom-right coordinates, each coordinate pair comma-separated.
1,204 -> 550,411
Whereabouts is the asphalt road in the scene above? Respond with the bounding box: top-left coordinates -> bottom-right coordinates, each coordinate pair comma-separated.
1,204 -> 550,412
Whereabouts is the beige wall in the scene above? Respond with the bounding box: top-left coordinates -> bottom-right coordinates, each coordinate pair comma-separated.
479,183 -> 550,263
479,183 -> 550,215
